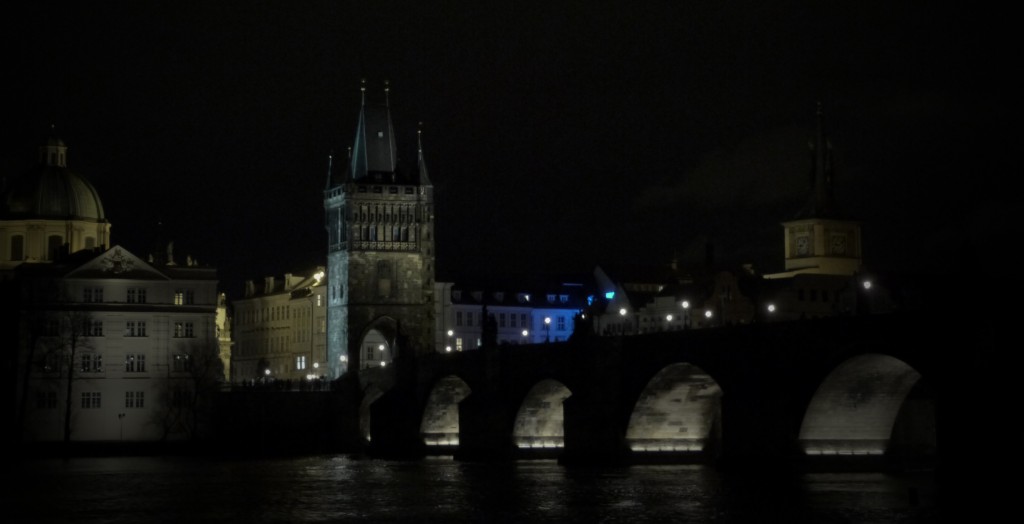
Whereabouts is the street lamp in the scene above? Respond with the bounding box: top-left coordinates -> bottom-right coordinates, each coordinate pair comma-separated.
544,316 -> 551,342
681,300 -> 691,329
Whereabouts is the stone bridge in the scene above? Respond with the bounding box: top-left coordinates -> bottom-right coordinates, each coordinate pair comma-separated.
352,309 -> 1008,471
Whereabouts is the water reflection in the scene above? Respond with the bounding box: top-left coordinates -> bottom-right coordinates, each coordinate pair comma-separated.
11,455 -> 936,523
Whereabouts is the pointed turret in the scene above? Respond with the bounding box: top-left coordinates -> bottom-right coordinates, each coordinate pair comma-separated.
416,123 -> 431,185
349,79 -> 398,181
797,102 -> 841,219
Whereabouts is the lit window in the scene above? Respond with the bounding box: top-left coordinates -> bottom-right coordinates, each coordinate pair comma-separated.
296,355 -> 307,370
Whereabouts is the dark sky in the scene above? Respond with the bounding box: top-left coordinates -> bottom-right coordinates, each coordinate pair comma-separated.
4,2 -> 1011,297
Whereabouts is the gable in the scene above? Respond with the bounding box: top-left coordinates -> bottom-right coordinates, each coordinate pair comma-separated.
65,245 -> 170,280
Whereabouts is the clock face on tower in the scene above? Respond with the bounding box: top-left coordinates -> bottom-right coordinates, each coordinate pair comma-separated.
796,236 -> 810,256
830,235 -> 847,255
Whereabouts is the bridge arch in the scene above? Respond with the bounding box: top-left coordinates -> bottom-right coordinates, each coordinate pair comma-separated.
420,375 -> 472,448
512,379 -> 573,449
357,317 -> 399,370
625,362 -> 723,455
799,353 -> 934,458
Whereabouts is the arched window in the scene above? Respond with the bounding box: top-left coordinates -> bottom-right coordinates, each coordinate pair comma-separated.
10,235 -> 24,261
47,235 -> 63,261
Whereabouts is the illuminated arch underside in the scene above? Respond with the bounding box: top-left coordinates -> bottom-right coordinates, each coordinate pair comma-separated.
800,353 -> 922,456
626,363 -> 722,453
513,379 -> 572,449
420,375 -> 471,447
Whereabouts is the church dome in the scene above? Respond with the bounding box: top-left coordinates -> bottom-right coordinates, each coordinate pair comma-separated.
1,132 -> 107,222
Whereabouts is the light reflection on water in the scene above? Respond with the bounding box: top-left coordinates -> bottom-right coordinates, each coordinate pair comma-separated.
10,455 -> 936,523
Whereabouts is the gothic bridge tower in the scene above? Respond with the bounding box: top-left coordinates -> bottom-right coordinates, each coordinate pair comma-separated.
324,81 -> 435,378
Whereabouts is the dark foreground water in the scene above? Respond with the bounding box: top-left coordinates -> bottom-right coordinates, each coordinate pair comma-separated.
9,455 -> 937,523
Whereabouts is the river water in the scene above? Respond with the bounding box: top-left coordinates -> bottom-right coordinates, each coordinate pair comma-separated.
10,455 -> 937,523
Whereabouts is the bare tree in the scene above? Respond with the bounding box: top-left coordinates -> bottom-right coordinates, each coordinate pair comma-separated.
17,280 -> 94,447
151,338 -> 224,441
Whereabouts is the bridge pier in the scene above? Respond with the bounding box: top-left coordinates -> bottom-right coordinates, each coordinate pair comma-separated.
366,387 -> 427,459
718,389 -> 801,469
453,391 -> 517,461
560,392 -> 630,466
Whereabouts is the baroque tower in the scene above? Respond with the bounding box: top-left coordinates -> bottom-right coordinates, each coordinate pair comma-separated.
779,103 -> 862,276
324,81 -> 435,378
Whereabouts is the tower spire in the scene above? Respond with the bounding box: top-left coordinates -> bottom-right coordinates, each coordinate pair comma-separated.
417,122 -> 431,185
807,101 -> 836,217
349,79 -> 397,180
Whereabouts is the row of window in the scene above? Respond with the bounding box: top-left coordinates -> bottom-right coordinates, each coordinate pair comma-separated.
7,234 -> 97,262
452,291 -> 570,304
82,287 -> 195,305
36,389 -> 193,410
237,298 -> 322,326
354,185 -> 417,195
43,392 -> 147,409
75,352 -> 197,373
350,203 -> 421,223
45,320 -> 197,338
797,288 -> 838,302
351,225 -> 416,243
453,312 -> 571,331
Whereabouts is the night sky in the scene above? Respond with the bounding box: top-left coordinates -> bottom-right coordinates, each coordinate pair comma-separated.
4,2 -> 1010,297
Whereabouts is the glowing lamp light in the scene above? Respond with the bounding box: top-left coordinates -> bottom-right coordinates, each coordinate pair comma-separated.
666,314 -> 673,322
681,300 -> 690,309
313,362 -> 319,368
544,317 -> 551,325
380,361 -> 387,367
619,308 -> 627,316
767,304 -> 776,313
704,310 -> 713,318
378,344 -> 385,351
340,355 -> 348,362
863,280 -> 873,290
264,369 -> 270,376
447,329 -> 454,337
604,291 -> 615,300
445,345 -> 452,352
522,330 -> 529,337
